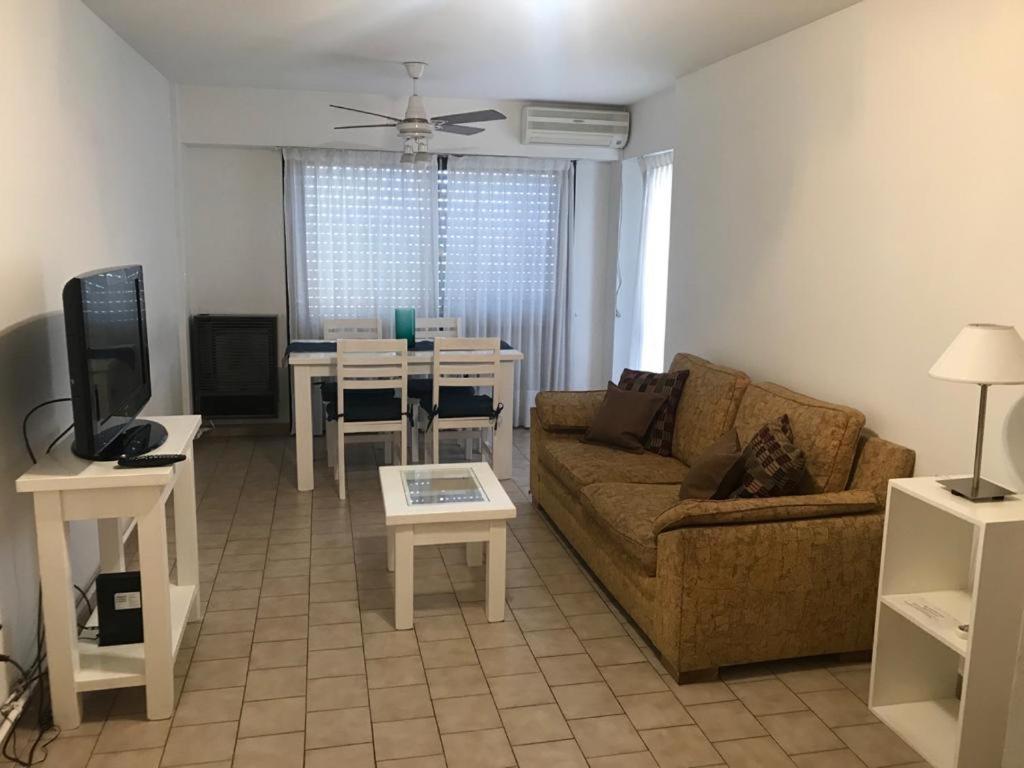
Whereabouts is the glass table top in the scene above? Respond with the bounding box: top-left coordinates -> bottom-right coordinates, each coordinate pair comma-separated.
401,466 -> 489,505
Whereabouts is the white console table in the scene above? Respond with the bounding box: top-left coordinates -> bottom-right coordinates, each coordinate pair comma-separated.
15,415 -> 202,728
870,476 -> 1024,768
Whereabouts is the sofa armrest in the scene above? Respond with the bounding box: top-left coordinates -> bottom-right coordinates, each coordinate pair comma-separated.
534,390 -> 605,432
655,512 -> 884,675
849,435 -> 916,505
653,490 -> 878,536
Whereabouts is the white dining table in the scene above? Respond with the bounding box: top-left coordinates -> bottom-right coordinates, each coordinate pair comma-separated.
288,343 -> 524,491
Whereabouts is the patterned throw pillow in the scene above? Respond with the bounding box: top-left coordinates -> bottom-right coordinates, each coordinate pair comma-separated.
617,369 -> 689,455
731,414 -> 806,499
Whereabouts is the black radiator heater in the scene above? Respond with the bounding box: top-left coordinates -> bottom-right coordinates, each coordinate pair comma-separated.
190,314 -> 278,419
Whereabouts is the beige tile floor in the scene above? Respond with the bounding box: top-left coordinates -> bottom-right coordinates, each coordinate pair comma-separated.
2,429 -> 929,767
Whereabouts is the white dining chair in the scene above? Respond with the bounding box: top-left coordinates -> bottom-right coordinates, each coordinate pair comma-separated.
323,318 -> 381,340
321,318 -> 384,471
414,316 -> 461,339
407,318 -> 478,461
422,337 -> 502,466
328,339 -> 410,499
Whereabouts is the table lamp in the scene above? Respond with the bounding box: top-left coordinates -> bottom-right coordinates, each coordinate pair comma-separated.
929,324 -> 1024,501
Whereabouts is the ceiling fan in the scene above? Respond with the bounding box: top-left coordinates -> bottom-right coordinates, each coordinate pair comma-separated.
331,61 -> 506,166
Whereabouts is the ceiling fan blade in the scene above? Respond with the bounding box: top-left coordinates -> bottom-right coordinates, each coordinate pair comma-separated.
432,109 -> 506,125
334,123 -> 398,130
436,124 -> 486,136
329,104 -> 402,122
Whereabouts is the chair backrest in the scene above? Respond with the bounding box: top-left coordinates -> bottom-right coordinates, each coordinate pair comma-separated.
323,318 -> 381,341
336,339 -> 408,410
432,337 -> 500,401
415,317 -> 462,339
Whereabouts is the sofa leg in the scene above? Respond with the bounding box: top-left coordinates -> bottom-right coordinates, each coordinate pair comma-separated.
674,666 -> 720,684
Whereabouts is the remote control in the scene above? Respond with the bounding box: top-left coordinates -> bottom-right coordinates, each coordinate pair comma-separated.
117,454 -> 187,468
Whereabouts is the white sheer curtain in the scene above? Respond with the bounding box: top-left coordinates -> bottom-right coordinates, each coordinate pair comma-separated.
628,151 -> 673,371
283,148 -> 438,339
440,155 -> 572,426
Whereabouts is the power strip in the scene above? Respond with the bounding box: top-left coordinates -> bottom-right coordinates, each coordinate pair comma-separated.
0,676 -> 36,751
0,577 -> 97,749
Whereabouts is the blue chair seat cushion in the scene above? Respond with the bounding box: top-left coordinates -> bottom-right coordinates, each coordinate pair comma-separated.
320,382 -> 395,407
340,393 -> 404,423
422,390 -> 497,419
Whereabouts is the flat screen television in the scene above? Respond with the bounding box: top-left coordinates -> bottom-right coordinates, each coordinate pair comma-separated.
62,265 -> 167,460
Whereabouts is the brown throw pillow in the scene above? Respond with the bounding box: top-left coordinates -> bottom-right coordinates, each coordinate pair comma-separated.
679,429 -> 745,500
617,368 -> 690,455
731,414 -> 806,499
583,382 -> 668,454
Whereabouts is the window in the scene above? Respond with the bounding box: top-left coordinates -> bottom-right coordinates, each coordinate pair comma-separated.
633,151 -> 673,371
283,149 -> 573,424
284,150 -> 438,338
614,150 -> 672,375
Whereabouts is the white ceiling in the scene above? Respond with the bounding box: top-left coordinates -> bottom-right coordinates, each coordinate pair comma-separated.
84,0 -> 859,105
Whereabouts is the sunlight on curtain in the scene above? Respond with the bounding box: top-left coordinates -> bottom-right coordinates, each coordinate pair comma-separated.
440,156 -> 572,425
628,151 -> 673,372
283,148 -> 438,339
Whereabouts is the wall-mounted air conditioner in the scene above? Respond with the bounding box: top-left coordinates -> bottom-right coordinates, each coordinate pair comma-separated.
521,105 -> 630,149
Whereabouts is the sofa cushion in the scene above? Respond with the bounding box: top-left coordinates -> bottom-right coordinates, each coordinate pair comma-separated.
618,368 -> 690,455
668,354 -> 750,466
734,383 -> 865,494
583,382 -> 668,454
538,432 -> 687,495
581,483 -> 684,576
679,428 -> 745,500
731,414 -> 806,499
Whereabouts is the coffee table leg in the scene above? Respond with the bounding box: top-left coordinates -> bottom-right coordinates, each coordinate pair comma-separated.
466,542 -> 483,567
486,522 -> 507,622
394,527 -> 414,629
387,528 -> 395,572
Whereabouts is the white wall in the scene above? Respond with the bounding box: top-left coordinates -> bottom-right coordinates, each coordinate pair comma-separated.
182,146 -> 288,420
623,86 -> 678,160
612,158 -> 644,380
178,85 -> 619,161
664,1 -> 1024,760
0,0 -> 185,697
568,161 -> 620,389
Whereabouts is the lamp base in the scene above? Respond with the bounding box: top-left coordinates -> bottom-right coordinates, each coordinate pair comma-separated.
938,476 -> 1016,502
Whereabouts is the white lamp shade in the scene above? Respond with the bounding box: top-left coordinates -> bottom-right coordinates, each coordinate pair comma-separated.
929,324 -> 1024,384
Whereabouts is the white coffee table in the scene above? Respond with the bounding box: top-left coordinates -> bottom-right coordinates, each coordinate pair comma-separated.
380,462 -> 516,629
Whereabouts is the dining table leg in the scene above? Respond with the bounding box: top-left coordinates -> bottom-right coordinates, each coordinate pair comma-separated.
293,365 -> 315,492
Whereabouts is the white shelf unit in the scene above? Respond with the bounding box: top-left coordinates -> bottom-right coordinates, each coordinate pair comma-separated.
870,477 -> 1024,768
16,415 -> 202,728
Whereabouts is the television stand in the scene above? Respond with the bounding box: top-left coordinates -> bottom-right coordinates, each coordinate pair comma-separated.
16,415 -> 201,727
90,418 -> 169,460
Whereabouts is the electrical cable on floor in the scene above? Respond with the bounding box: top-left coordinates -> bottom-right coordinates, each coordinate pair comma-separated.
1,590 -> 56,767
5,411 -> 89,764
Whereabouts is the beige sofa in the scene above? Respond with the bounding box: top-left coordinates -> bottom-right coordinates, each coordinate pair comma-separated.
530,353 -> 915,682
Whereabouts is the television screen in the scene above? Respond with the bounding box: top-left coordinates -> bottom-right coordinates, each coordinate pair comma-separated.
63,265 -> 155,459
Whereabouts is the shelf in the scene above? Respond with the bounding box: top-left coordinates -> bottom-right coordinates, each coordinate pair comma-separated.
873,698 -> 959,768
880,590 -> 971,657
889,478 -> 1024,526
74,584 -> 197,692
